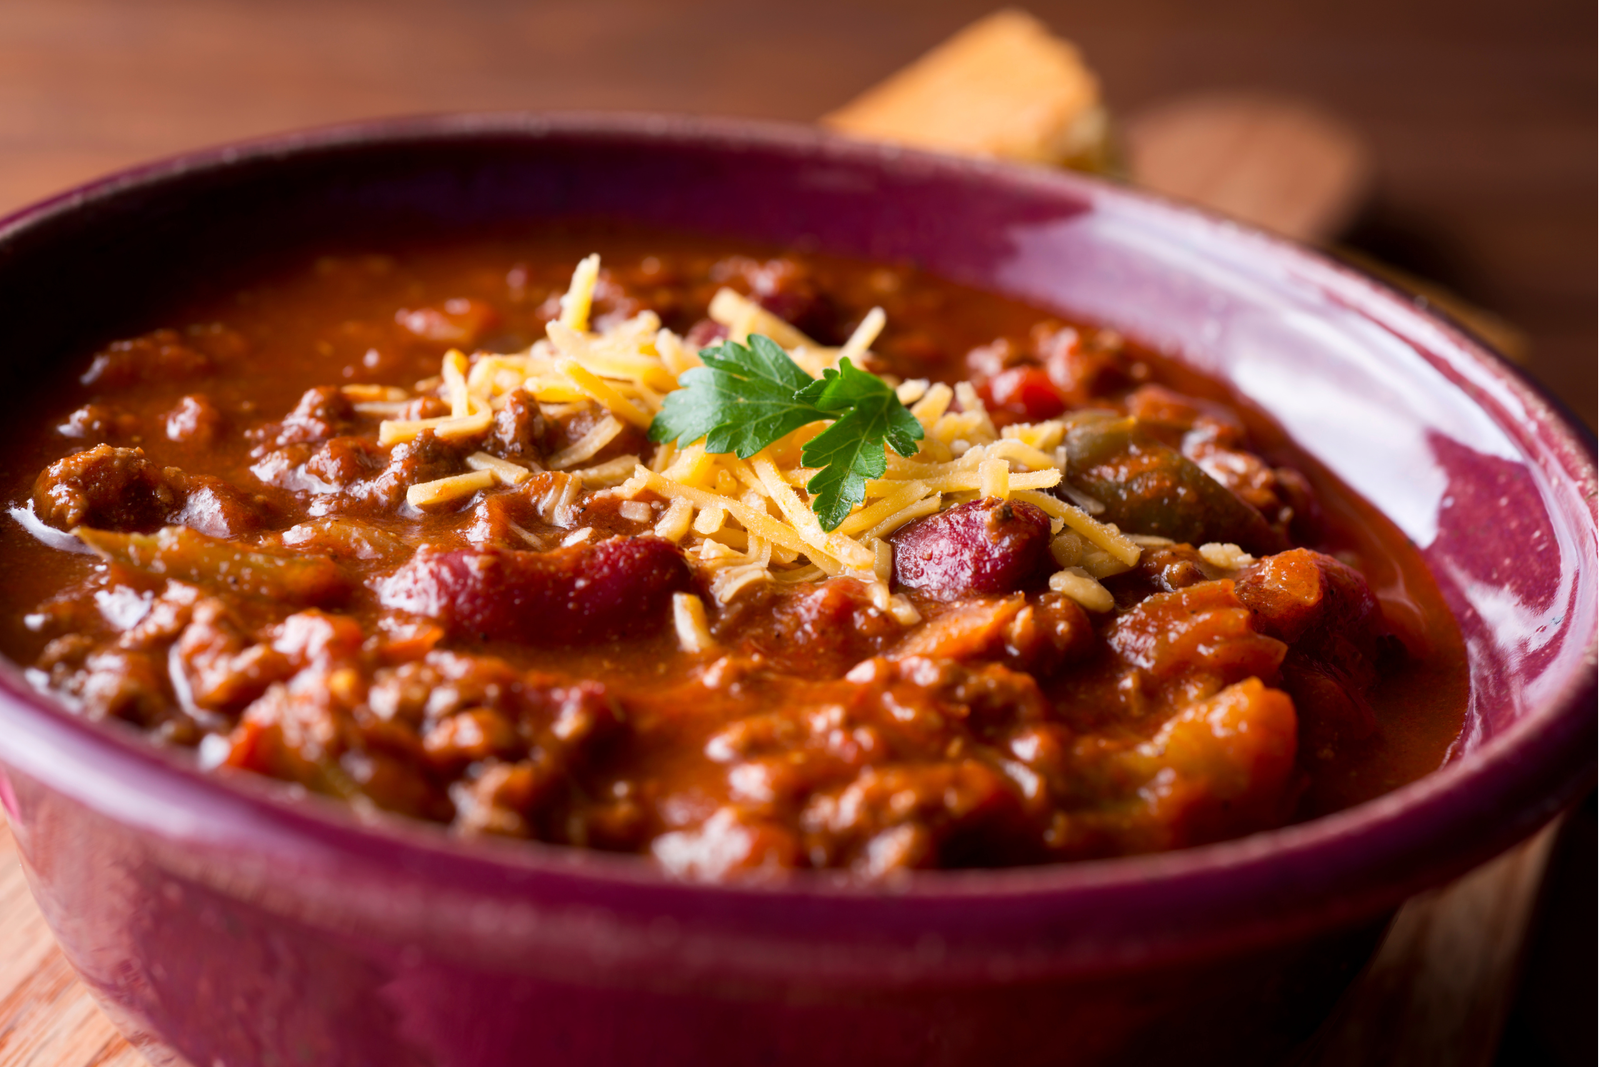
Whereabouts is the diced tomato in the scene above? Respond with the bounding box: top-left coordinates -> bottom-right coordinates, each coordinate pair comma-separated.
986,366 -> 1067,421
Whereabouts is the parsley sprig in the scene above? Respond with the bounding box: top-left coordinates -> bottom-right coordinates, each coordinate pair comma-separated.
648,334 -> 924,531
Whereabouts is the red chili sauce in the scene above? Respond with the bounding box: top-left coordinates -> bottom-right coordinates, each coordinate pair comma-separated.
0,228 -> 1468,880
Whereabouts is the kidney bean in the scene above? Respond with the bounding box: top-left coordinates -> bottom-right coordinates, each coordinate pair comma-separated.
891,498 -> 1052,601
379,536 -> 690,643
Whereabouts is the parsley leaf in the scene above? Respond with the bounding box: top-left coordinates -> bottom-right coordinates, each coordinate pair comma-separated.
647,336 -> 925,532
798,359 -> 925,530
648,335 -> 828,458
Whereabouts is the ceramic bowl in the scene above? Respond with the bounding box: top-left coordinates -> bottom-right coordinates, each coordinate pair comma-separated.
0,114 -> 1593,1067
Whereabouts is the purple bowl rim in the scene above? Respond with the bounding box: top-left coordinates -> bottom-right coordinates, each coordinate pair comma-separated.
0,111 -> 1594,927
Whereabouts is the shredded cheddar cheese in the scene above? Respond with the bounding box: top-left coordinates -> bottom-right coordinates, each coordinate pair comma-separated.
672,592 -> 716,652
558,253 -> 601,332
465,451 -> 532,486
548,414 -> 624,470
1199,542 -> 1255,571
1049,566 -> 1115,613
342,384 -> 410,403
407,469 -> 495,509
344,254 -> 1152,604
379,410 -> 493,446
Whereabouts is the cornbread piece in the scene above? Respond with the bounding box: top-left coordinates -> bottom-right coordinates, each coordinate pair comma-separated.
822,9 -> 1111,172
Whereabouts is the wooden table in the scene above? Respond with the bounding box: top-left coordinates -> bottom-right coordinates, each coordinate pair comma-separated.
0,2 -> 1593,1064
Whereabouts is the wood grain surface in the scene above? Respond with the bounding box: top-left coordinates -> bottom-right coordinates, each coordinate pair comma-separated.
0,2 -> 1592,1065
0,817 -> 144,1067
1297,821 -> 1562,1067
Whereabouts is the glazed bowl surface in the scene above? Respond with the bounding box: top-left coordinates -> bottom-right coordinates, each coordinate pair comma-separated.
0,113 -> 1593,1067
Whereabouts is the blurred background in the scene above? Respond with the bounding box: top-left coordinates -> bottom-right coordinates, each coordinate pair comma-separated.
0,1 -> 1593,1065
2,0 -> 1594,425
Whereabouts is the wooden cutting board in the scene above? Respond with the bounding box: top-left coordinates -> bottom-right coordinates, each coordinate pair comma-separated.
1,815 -> 145,1067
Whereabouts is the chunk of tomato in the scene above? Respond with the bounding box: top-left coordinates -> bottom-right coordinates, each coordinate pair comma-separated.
986,366 -> 1067,421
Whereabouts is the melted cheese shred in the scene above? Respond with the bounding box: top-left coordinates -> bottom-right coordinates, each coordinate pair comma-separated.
407,469 -> 495,509
350,254 -> 1146,612
465,451 -> 533,486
